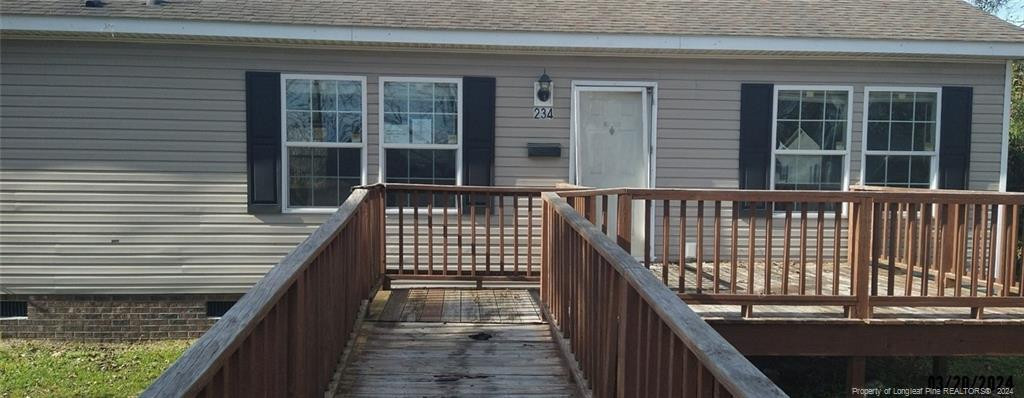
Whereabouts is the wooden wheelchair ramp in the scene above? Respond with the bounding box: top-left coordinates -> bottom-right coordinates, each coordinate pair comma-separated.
332,288 -> 578,397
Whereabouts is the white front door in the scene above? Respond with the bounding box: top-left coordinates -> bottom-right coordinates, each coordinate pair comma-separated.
572,84 -> 655,255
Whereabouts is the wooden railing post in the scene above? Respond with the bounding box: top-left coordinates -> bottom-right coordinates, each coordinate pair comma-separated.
584,195 -> 597,224
541,200 -> 550,303
615,273 -> 637,397
852,198 -> 873,319
287,278 -> 307,397
376,187 -> 389,290
940,204 -> 956,295
617,194 -> 633,252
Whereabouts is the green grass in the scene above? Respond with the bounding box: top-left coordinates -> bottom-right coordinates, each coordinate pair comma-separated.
753,356 -> 1024,398
2,339 -> 1019,397
0,339 -> 191,398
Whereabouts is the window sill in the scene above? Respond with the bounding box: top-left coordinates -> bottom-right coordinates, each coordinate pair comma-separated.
762,188 -> 850,220
769,211 -> 844,221
385,208 -> 460,216
282,207 -> 339,214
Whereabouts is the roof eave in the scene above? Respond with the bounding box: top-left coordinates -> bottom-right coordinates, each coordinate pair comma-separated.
2,15 -> 1023,59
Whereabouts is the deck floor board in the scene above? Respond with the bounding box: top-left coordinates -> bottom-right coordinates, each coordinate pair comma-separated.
334,288 -> 575,397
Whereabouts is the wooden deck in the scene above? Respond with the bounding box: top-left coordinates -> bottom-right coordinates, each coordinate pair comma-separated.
145,186 -> 1024,397
332,288 -> 578,397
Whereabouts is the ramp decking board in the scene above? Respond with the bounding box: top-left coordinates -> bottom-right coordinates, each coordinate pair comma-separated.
336,288 -> 575,397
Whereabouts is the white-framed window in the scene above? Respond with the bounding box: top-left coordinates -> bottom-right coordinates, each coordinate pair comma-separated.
861,87 -> 941,188
280,74 -> 367,212
770,86 -> 853,192
378,77 -> 462,187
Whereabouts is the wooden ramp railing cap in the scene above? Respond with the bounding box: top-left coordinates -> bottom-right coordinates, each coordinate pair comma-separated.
542,192 -> 786,398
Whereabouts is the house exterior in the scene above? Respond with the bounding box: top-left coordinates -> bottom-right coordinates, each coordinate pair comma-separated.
1,0 -> 1022,340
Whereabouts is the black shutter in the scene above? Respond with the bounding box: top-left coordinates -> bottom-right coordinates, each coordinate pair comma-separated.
939,86 -> 973,190
462,76 -> 496,187
246,71 -> 282,213
739,83 -> 774,190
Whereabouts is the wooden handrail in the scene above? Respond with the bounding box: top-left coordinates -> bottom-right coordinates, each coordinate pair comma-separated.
562,187 -> 1024,205
850,184 -> 1019,195
555,187 -> 1024,320
373,183 -> 583,284
359,182 -> 569,194
542,192 -> 786,397
143,188 -> 383,397
555,182 -> 590,190
556,187 -> 630,197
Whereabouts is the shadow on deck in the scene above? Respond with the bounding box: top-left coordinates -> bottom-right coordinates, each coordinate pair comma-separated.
330,288 -> 578,397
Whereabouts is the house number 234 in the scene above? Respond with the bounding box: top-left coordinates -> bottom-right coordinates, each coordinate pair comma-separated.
533,107 -> 554,119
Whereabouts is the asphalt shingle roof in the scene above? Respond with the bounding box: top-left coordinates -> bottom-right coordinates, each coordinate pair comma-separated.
2,0 -> 1023,43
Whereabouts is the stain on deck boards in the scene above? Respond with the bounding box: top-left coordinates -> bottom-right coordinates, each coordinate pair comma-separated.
334,289 -> 576,397
373,288 -> 543,324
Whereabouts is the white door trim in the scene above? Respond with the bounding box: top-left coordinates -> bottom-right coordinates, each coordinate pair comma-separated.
569,80 -> 658,188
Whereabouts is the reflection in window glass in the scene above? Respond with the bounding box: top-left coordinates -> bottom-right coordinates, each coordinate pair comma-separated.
384,149 -> 457,186
287,148 -> 363,207
384,149 -> 457,207
285,79 -> 363,143
283,77 -> 364,209
773,88 -> 849,192
381,79 -> 460,195
382,81 -> 458,145
774,155 -> 845,191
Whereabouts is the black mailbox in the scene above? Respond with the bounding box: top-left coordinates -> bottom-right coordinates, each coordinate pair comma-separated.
527,143 -> 561,157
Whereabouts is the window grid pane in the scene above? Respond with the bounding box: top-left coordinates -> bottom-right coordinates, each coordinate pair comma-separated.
382,79 -> 461,188
776,90 -> 847,151
864,154 -> 932,188
774,154 -> 845,191
383,82 -> 458,145
384,149 -> 457,186
773,89 -> 849,192
863,90 -> 938,188
284,78 -> 363,144
287,147 -> 362,207
283,76 -> 365,209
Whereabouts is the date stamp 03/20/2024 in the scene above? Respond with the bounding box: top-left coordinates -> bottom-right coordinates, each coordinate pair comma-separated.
852,375 -> 1015,397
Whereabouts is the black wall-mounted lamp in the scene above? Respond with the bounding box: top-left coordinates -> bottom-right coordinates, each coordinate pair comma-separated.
536,70 -> 552,103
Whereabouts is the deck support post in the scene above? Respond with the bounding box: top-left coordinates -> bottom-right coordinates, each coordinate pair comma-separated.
846,356 -> 866,396
852,199 -> 873,319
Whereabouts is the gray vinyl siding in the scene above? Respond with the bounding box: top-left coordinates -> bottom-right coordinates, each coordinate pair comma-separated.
0,39 -> 1007,294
